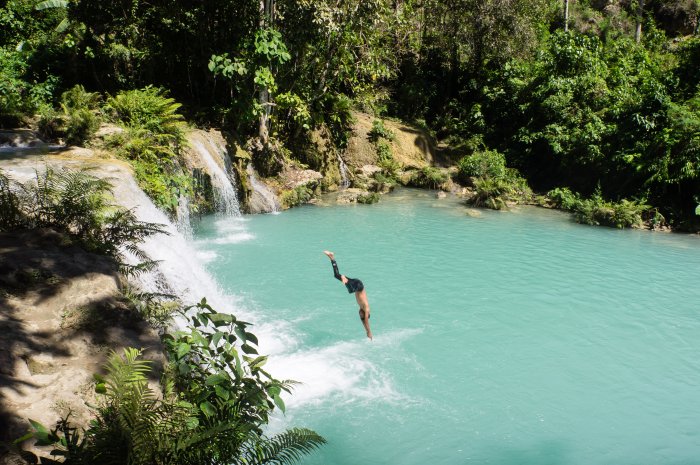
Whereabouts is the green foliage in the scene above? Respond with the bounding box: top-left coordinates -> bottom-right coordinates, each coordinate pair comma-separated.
547,187 -> 579,210
409,166 -> 449,189
0,167 -> 165,261
673,37 -> 700,99
165,299 -> 291,428
0,170 -> 23,230
105,128 -> 192,215
103,88 -> 190,215
20,306 -> 326,465
36,85 -> 101,145
280,185 -> 313,208
368,119 -> 395,143
470,177 -> 512,210
357,191 -> 380,204
375,140 -> 393,163
0,48 -> 59,125
457,149 -> 507,182
548,186 -> 650,228
105,87 -> 185,143
377,157 -> 401,179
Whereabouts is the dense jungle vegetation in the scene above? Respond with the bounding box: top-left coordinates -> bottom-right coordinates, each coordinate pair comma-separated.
1,0 -> 700,228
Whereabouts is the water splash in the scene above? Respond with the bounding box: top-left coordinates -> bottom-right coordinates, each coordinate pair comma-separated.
175,194 -> 194,238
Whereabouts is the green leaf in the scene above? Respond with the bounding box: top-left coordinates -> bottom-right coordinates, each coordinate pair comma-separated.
241,344 -> 257,355
177,343 -> 191,358
249,355 -> 267,368
55,18 -> 70,33
209,313 -> 233,327
273,394 -> 286,413
199,401 -> 216,417
29,419 -> 48,435
13,432 -> 34,444
35,0 -> 68,10
214,385 -> 230,400
95,382 -> 107,394
205,373 -> 228,386
245,332 -> 259,345
234,325 -> 247,343
695,204 -> 700,216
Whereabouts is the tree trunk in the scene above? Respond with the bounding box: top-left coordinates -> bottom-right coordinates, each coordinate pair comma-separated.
635,0 -> 644,43
258,0 -> 274,145
564,0 -> 569,32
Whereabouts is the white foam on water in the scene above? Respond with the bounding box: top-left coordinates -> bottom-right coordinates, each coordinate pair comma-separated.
195,217 -> 256,245
195,249 -> 218,263
264,327 -> 421,410
209,232 -> 255,244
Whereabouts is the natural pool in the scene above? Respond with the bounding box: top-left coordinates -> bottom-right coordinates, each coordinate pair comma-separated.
193,188 -> 700,465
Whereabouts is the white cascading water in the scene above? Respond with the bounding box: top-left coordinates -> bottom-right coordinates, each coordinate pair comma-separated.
104,164 -> 229,306
191,137 -> 241,216
337,153 -> 350,189
106,163 -> 292,354
175,194 -> 194,238
246,163 -> 280,212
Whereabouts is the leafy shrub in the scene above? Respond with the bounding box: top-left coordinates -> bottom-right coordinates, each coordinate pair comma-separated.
368,119 -> 395,142
547,187 -> 580,210
0,170 -> 23,230
37,105 -> 65,141
376,140 -> 393,162
574,192 -> 649,228
378,157 -> 401,178
106,129 -> 191,215
103,89 -> 191,216
61,85 -> 101,112
0,167 -> 164,261
409,166 -> 449,189
105,86 -> 185,143
64,107 -> 100,146
280,185 -> 313,208
0,49 -> 56,125
457,149 -> 507,182
469,177 -> 512,210
357,192 -> 380,204
373,171 -> 398,190
548,186 -> 649,228
36,85 -> 102,145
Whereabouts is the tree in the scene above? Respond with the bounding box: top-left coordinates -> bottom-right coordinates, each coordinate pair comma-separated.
636,0 -> 645,43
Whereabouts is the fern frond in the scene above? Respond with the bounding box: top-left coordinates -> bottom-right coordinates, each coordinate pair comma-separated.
241,428 -> 326,465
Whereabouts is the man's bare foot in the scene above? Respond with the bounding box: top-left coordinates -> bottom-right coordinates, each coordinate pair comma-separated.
323,250 -> 335,260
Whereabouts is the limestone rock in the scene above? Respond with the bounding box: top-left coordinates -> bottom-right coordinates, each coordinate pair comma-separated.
0,229 -> 164,457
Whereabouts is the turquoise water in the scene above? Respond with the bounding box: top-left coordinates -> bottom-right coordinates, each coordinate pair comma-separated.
193,189 -> 700,465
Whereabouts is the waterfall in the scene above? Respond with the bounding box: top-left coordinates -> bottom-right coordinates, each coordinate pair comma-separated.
246,163 -> 280,213
190,135 -> 241,216
175,194 -> 194,238
104,164 -> 230,309
337,153 -> 350,189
